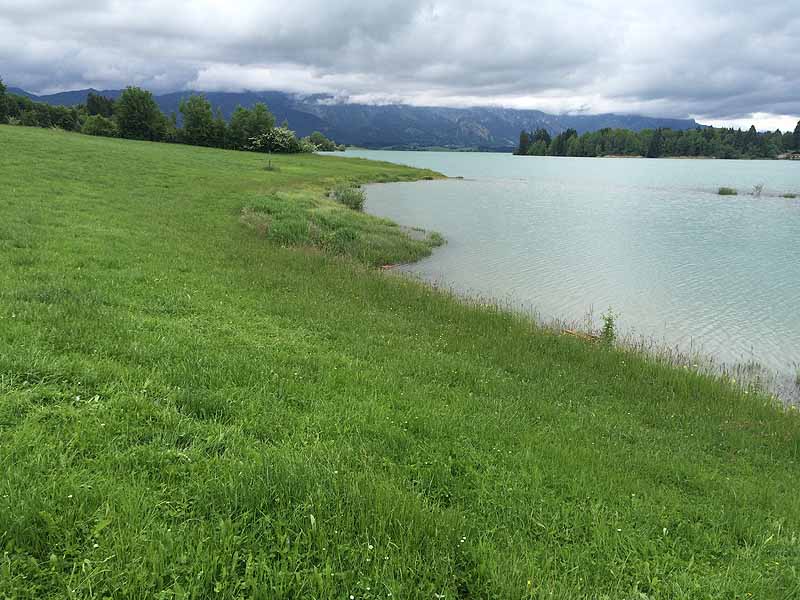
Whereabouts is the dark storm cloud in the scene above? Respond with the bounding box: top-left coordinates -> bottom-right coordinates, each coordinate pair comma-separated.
1,0 -> 798,126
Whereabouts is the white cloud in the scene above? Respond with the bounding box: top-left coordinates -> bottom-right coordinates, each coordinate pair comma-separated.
703,114 -> 800,132
1,0 -> 798,129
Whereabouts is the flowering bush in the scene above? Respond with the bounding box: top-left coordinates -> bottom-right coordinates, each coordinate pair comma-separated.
299,137 -> 318,153
247,127 -> 304,153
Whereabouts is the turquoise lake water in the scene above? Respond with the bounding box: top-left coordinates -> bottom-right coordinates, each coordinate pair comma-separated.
344,150 -> 800,377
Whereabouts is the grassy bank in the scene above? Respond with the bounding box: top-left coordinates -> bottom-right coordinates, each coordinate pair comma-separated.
1,126 -> 799,599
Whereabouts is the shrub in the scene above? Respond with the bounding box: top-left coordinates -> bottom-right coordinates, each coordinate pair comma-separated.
82,114 -> 119,137
309,131 -> 338,151
332,184 -> 366,211
718,187 -> 738,196
48,105 -> 81,131
247,127 -> 302,154
600,308 -> 617,345
299,137 -> 318,153
19,110 -> 40,127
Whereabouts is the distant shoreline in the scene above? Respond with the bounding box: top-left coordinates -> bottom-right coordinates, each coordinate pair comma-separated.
348,148 -> 797,160
512,153 -> 793,161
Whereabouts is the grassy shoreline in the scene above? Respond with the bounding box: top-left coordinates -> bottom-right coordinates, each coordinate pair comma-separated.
2,126 -> 799,599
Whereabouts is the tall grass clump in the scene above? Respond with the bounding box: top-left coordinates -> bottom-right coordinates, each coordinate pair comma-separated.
718,186 -> 738,196
332,183 -> 366,211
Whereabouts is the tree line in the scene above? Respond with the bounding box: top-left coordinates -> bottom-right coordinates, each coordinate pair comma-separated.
517,122 -> 800,159
0,78 -> 344,153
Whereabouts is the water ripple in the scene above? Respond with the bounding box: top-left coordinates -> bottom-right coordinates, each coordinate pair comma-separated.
359,152 -> 800,375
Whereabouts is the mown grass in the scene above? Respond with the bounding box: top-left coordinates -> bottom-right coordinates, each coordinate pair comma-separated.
1,126 -> 799,599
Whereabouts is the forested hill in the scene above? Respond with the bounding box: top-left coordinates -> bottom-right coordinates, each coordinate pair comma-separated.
9,86 -> 699,150
516,123 -> 800,160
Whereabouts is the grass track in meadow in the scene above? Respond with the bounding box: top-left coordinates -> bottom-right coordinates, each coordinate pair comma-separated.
1,126 -> 799,599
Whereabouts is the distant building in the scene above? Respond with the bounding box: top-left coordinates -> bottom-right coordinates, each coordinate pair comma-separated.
777,152 -> 800,160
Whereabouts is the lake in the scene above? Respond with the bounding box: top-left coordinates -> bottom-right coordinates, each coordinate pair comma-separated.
344,150 -> 800,380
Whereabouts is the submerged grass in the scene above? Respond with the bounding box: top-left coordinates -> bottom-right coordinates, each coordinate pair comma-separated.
1,126 -> 799,599
331,183 -> 367,212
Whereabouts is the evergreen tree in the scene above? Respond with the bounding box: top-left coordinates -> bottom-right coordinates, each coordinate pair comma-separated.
86,92 -> 114,117
743,124 -> 763,157
549,129 -> 577,156
516,123 -> 785,160
794,121 -> 800,151
566,136 -> 582,157
646,128 -> 664,158
517,130 -> 531,155
532,128 -> 552,146
528,140 -> 548,156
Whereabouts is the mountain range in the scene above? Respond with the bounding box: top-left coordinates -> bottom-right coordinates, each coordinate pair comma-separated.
9,87 -> 701,150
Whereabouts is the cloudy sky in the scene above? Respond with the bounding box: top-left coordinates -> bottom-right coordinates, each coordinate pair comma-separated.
2,0 -> 798,129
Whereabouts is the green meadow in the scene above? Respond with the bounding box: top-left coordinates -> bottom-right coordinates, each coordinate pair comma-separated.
1,126 -> 798,599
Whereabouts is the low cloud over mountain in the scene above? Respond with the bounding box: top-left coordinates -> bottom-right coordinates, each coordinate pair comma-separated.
11,87 -> 702,150
1,1 -> 797,129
